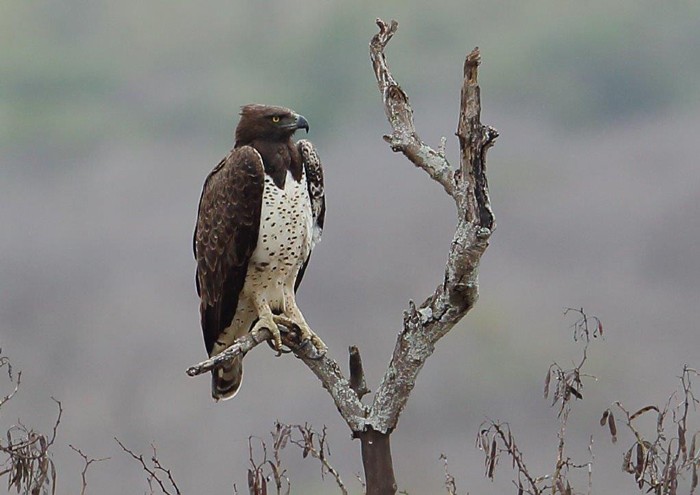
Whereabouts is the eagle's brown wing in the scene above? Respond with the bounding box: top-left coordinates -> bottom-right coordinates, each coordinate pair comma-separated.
294,139 -> 325,292
194,146 -> 264,354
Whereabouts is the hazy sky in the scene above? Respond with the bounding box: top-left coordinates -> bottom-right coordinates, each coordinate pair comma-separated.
2,1 -> 700,493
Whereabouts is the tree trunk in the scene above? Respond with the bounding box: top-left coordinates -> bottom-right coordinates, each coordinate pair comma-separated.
360,428 -> 397,495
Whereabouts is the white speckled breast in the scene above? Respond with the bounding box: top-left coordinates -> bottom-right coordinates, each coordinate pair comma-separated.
243,169 -> 313,308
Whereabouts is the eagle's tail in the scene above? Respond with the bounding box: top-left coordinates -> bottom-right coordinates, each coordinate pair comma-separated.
211,355 -> 243,401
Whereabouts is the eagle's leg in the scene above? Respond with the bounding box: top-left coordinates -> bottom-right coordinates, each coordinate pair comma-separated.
282,291 -> 327,356
249,301 -> 283,353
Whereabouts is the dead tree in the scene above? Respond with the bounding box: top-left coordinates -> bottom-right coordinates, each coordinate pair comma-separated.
187,18 -> 497,495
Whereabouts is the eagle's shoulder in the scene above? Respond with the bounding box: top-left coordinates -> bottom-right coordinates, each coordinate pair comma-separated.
297,139 -> 321,183
203,146 -> 263,193
297,139 -> 325,244
194,146 -> 264,303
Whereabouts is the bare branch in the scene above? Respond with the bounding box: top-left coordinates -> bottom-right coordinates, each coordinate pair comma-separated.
286,423 -> 348,495
296,350 -> 368,432
480,310 -> 602,494
69,444 -> 110,495
370,18 -> 456,197
269,425 -> 292,495
115,438 -> 181,495
439,454 -> 458,495
604,365 -> 700,493
247,437 -> 264,494
246,422 -> 350,494
48,397 -> 62,447
0,367 -> 20,409
186,327 -> 274,377
187,325 -> 368,432
477,421 -> 542,494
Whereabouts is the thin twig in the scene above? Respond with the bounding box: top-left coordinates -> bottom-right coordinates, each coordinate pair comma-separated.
69,444 -> 110,495
115,438 -> 181,495
0,370 -> 20,409
287,424 -> 348,495
439,454 -> 457,495
604,366 -> 700,493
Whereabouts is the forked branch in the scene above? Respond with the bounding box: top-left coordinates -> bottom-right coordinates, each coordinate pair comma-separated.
368,17 -> 496,434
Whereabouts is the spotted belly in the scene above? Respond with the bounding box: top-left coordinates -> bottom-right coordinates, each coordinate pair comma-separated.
245,170 -> 312,310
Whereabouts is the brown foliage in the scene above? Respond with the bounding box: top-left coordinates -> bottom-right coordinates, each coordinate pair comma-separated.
602,366 -> 700,494
477,308 -> 600,494
0,351 -> 60,495
245,422 -> 347,495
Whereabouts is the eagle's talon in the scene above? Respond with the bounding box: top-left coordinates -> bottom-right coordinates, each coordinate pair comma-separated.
305,342 -> 326,360
307,337 -> 327,358
296,323 -> 327,357
265,339 -> 292,355
292,338 -> 325,360
250,315 -> 283,354
272,315 -> 326,356
273,315 -> 297,332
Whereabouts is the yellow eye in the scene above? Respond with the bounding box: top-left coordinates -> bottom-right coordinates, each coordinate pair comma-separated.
271,116 -> 280,123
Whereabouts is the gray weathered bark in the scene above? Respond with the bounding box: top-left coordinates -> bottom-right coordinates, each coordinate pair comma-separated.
187,17 -> 497,494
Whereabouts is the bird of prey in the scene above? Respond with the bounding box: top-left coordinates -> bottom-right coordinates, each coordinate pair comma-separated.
194,104 -> 326,401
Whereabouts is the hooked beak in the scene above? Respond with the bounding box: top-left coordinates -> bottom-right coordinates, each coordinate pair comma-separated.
295,114 -> 309,133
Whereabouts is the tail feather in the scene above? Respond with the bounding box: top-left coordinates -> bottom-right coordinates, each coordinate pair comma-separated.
211,355 -> 243,401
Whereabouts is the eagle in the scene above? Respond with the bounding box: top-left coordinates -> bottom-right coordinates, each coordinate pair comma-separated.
194,104 -> 327,401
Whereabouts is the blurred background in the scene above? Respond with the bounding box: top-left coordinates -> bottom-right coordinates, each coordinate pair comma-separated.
2,0 -> 700,493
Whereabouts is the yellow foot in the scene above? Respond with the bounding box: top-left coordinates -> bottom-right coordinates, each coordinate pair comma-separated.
272,316 -> 327,358
300,322 -> 327,355
251,315 -> 282,354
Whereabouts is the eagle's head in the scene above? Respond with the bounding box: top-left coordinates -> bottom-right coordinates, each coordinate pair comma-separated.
235,104 -> 309,146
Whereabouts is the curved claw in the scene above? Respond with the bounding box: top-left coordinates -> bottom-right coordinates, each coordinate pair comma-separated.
250,315 -> 283,355
266,338 -> 293,355
277,335 -> 325,360
298,339 -> 326,360
270,315 -> 326,359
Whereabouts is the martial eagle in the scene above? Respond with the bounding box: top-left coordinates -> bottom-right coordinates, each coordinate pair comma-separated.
194,104 -> 327,401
